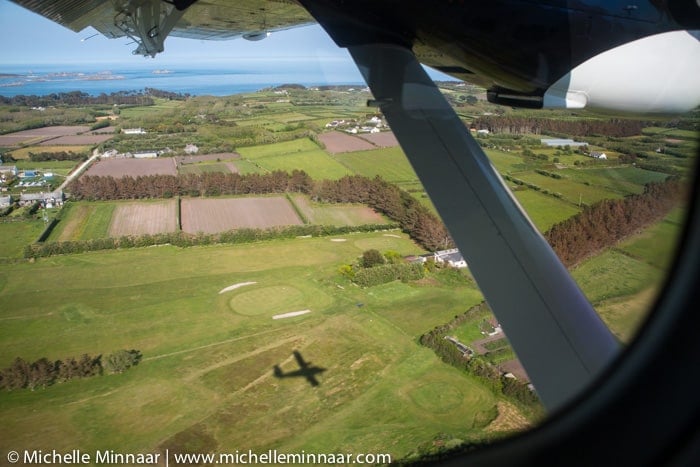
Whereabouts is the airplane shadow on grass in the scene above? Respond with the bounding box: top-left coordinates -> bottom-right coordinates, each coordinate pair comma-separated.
273,350 -> 326,387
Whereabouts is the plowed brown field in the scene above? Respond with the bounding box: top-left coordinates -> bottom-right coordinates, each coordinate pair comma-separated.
181,197 -> 302,234
85,158 -> 177,177
108,200 -> 178,236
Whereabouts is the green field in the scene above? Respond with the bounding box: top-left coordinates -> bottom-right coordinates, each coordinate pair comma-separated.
572,249 -> 661,304
559,167 -> 669,195
238,139 -> 352,180
0,232 -> 518,460
237,138 -> 320,158
0,220 -> 46,258
570,240 -> 667,342
641,127 -> 699,140
513,189 -> 581,232
485,149 -> 531,173
332,147 -> 419,183
290,194 -> 387,226
257,150 -> 351,180
231,158 -> 267,174
48,202 -> 115,241
516,171 -> 622,206
118,99 -> 183,119
616,209 -> 684,270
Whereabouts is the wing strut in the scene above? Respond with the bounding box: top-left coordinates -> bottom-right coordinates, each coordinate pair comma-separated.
345,43 -> 619,411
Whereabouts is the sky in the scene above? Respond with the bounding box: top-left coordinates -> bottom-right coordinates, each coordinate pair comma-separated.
0,0 -> 357,67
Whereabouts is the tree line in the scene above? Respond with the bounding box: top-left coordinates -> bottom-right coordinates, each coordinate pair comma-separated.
0,350 -> 140,391
544,178 -> 686,267
28,150 -> 88,162
68,172 -> 453,251
68,170 -> 315,200
1,90 -> 156,107
472,116 -> 649,138
0,88 -> 187,108
313,175 -> 453,251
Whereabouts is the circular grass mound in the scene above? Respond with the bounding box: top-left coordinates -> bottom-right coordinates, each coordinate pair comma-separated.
408,383 -> 464,414
229,285 -> 306,316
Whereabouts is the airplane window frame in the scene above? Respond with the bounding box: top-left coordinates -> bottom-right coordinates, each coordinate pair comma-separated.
436,160 -> 700,466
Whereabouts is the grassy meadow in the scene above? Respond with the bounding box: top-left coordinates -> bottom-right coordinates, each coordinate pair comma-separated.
0,232 -> 514,459
238,139 -> 352,180
332,146 -> 419,184
0,220 -> 46,258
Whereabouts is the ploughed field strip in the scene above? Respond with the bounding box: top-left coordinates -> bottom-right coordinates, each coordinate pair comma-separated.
356,131 -> 399,148
180,197 -> 303,234
40,134 -> 114,145
108,201 -> 179,237
85,158 -> 178,177
318,131 -> 376,154
0,125 -> 92,146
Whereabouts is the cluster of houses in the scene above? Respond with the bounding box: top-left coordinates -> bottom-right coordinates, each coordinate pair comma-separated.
0,165 -> 17,181
1,165 -> 55,188
325,116 -> 386,134
108,130 -> 199,157
0,190 -> 64,209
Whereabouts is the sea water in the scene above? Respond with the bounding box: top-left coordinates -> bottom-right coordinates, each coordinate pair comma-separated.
0,59 -> 366,97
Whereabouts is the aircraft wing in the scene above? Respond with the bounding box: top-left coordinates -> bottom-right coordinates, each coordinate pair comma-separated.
11,0 -> 314,56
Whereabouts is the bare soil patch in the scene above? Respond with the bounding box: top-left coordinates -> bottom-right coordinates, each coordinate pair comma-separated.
484,402 -> 531,433
0,125 -> 90,146
55,204 -> 91,241
7,125 -> 90,137
177,153 -> 240,164
318,131 -> 376,154
85,158 -> 177,177
181,197 -> 302,234
41,134 -> 114,145
108,200 -> 178,237
357,131 -> 399,148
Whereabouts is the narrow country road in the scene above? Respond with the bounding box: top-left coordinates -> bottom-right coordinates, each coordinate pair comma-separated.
58,148 -> 101,191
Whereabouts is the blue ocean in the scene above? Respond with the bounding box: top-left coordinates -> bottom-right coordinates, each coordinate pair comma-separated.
0,60 -> 367,97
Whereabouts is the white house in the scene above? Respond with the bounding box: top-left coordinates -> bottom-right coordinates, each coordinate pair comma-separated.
133,151 -> 158,159
590,151 -> 608,160
0,195 -> 11,208
184,143 -> 199,154
0,165 -> 18,177
19,190 -> 63,207
122,128 -> 147,134
434,248 -> 468,268
541,138 -> 589,147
